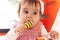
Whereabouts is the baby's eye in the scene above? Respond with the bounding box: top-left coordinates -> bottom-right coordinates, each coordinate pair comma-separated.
33,11 -> 37,15
25,11 -> 28,14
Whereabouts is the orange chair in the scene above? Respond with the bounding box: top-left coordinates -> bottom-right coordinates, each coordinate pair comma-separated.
41,0 -> 60,32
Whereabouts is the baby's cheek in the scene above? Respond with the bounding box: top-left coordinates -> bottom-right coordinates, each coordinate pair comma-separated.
34,18 -> 39,22
20,18 -> 25,24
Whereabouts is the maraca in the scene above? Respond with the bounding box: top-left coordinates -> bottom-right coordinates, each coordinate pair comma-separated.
25,20 -> 32,29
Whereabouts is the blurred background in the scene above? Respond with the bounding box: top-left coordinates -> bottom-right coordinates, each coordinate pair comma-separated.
0,0 -> 60,38
0,0 -> 19,29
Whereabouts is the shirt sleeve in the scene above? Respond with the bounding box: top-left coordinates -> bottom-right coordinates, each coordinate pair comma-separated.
41,25 -> 49,37
4,28 -> 19,40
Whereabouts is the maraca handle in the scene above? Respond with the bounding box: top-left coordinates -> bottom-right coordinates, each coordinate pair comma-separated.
36,37 -> 45,40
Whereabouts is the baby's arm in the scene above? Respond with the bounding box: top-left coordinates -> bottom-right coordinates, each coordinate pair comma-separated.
4,28 -> 19,40
4,22 -> 25,40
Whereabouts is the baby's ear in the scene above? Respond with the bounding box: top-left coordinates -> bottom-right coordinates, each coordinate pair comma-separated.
40,14 -> 48,19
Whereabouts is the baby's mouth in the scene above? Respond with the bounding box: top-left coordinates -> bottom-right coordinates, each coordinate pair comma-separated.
24,20 -> 33,29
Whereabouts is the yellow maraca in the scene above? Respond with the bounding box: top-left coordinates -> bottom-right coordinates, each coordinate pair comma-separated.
25,20 -> 32,29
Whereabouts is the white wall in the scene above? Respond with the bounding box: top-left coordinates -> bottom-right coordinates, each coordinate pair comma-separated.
0,0 -> 19,29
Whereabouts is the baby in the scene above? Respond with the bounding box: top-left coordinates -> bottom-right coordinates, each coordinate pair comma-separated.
4,0 -> 59,40
15,0 -> 47,40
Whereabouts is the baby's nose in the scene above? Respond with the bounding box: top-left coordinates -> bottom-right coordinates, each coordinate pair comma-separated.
27,13 -> 32,18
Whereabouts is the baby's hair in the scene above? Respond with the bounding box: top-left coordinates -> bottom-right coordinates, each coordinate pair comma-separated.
18,0 -> 44,16
18,0 -> 48,19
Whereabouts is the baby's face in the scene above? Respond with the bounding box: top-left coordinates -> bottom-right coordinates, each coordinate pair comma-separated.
19,2 -> 41,27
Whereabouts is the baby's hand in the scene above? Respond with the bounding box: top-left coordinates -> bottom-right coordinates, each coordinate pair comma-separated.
49,30 -> 59,39
14,22 -> 26,34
